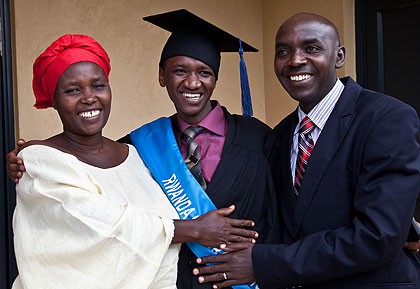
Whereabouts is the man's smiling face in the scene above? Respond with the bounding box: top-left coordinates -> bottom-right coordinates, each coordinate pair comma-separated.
274,13 -> 345,113
159,55 -> 216,124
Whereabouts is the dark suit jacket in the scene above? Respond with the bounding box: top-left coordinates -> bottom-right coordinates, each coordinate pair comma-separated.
253,77 -> 420,288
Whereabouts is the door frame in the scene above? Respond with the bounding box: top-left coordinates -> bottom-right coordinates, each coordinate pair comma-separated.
0,0 -> 17,287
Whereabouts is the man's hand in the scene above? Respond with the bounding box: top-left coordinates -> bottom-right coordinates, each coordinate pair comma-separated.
6,139 -> 26,183
193,243 -> 255,289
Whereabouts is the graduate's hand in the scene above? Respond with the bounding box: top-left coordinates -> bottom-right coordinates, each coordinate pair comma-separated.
6,139 -> 26,183
193,243 -> 255,288
194,205 -> 258,248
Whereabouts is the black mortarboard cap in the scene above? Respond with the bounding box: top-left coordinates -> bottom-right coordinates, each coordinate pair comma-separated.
143,9 -> 258,116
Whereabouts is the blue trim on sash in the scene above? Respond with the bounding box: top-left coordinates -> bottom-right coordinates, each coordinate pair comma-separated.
130,117 -> 258,289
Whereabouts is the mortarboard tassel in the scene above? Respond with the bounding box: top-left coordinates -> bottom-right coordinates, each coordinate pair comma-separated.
239,39 -> 253,117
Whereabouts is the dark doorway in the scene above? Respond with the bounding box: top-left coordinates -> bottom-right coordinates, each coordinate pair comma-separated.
356,0 -> 420,118
0,0 -> 17,287
355,0 -> 420,227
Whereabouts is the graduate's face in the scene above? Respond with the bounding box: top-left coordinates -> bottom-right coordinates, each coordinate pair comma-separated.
159,56 -> 216,124
274,14 -> 345,113
53,61 -> 111,137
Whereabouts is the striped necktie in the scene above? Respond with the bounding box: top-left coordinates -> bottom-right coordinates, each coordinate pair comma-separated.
183,126 -> 207,190
294,116 -> 315,196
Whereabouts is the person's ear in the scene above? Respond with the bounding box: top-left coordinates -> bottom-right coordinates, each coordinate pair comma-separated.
158,67 -> 166,87
335,46 -> 346,69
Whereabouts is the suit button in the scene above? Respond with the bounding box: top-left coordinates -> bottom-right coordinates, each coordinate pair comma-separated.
188,260 -> 195,267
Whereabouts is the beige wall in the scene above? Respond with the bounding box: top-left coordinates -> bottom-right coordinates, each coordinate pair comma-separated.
12,0 -> 265,140
261,0 -> 356,127
12,0 -> 355,140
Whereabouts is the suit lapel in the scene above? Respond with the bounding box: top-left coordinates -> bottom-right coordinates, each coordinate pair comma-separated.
293,77 -> 361,238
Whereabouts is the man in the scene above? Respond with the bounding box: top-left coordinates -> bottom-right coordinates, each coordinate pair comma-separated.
7,9 -> 281,289
194,12 -> 420,288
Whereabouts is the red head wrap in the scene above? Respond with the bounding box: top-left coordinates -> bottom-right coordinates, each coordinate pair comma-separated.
32,34 -> 111,109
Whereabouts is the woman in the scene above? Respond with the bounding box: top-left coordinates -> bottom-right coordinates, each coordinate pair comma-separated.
12,34 -> 256,289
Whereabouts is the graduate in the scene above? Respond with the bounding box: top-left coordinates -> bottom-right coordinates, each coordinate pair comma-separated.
119,9 -> 282,289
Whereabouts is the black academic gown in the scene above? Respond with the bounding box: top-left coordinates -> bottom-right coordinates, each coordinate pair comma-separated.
119,107 -> 281,289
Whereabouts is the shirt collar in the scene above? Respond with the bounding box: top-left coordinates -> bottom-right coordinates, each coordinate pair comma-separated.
296,78 -> 345,131
177,101 -> 226,136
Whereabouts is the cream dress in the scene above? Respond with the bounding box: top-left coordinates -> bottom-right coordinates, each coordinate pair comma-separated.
12,144 -> 180,289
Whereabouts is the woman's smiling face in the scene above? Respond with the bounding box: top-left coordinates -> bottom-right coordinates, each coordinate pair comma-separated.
53,61 -> 112,137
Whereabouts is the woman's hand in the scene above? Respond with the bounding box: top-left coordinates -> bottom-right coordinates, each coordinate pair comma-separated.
173,205 -> 258,248
6,139 -> 26,183
404,240 -> 420,253
194,205 -> 258,248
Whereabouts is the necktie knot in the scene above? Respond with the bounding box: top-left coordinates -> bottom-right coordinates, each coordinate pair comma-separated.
299,116 -> 315,135
183,126 -> 204,140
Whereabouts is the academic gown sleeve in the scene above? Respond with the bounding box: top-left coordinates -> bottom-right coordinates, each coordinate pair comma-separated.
12,145 -> 175,289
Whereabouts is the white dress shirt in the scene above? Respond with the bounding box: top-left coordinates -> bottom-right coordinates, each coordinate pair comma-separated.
291,79 -> 345,182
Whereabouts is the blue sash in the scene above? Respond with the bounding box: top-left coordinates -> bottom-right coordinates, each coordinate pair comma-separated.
130,117 -> 258,289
